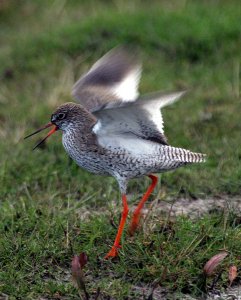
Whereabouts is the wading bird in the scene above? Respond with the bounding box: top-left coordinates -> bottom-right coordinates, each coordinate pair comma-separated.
25,47 -> 205,258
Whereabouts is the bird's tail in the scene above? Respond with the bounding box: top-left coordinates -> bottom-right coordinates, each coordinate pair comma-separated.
162,146 -> 206,163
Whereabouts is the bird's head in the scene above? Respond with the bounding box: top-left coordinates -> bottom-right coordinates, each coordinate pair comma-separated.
50,102 -> 84,131
25,102 -> 94,149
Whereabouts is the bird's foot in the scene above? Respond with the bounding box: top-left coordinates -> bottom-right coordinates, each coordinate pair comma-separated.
104,245 -> 121,259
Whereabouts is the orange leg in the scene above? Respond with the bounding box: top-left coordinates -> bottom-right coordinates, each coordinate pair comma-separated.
129,174 -> 158,235
105,194 -> 129,259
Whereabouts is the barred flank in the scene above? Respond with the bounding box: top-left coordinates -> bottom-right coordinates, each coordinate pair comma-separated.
163,146 -> 206,163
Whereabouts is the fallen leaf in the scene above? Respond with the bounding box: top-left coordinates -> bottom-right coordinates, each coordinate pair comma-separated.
229,265 -> 237,286
204,251 -> 228,276
79,252 -> 88,268
71,253 -> 89,299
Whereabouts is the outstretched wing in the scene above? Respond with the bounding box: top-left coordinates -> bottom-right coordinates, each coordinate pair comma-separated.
72,46 -> 185,145
93,91 -> 185,145
72,46 -> 142,112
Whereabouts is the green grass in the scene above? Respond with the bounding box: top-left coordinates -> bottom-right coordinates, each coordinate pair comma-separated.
1,192 -> 240,299
0,0 -> 240,299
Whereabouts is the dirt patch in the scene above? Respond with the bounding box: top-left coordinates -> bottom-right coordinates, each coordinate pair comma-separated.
154,196 -> 241,218
131,284 -> 241,300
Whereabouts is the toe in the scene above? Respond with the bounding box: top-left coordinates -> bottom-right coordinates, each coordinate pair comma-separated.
104,245 -> 120,259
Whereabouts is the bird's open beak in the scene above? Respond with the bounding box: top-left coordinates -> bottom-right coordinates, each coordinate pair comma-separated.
24,122 -> 58,150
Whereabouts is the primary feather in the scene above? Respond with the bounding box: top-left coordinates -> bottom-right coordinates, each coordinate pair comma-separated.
72,46 -> 142,112
72,47 -> 185,146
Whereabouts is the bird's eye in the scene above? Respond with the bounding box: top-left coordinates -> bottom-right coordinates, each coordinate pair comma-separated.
57,113 -> 66,120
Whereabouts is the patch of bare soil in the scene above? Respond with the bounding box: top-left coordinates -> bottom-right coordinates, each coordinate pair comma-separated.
154,196 -> 241,218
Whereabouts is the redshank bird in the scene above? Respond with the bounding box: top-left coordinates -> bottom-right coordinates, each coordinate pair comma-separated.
25,47 -> 206,259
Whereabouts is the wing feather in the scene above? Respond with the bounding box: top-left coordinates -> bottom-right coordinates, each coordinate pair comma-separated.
72,46 -> 142,112
93,91 -> 185,145
71,46 -> 186,146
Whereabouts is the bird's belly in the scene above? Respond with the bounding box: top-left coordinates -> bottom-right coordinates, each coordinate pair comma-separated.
74,154 -> 110,175
70,151 -> 109,175
62,134 -> 186,179
62,136 -> 109,175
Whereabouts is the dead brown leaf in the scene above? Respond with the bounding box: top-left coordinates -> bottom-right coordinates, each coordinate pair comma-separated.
203,251 -> 228,276
228,265 -> 238,286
